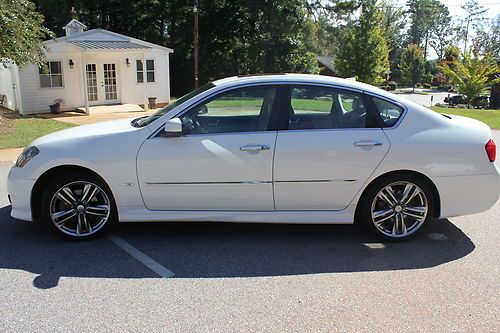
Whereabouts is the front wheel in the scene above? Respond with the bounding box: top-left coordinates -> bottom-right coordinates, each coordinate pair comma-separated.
358,174 -> 435,241
41,173 -> 117,240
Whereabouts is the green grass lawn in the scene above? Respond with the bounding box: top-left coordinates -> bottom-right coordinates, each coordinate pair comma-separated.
431,106 -> 500,129
0,117 -> 77,149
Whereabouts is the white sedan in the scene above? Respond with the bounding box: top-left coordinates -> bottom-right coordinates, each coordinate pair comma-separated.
7,74 -> 500,241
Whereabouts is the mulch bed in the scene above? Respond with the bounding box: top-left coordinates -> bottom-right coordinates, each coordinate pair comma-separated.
0,107 -> 14,135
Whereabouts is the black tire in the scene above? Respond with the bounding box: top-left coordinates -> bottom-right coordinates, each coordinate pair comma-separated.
357,173 -> 435,242
40,172 -> 117,240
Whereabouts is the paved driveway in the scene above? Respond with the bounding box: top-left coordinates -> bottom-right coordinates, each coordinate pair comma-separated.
0,133 -> 498,332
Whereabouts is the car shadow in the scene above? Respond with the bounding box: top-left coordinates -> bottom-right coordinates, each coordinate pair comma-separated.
0,205 -> 475,289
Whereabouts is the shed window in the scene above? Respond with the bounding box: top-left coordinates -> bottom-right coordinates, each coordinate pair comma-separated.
39,61 -> 63,88
146,59 -> 155,83
136,60 -> 144,83
136,59 -> 155,83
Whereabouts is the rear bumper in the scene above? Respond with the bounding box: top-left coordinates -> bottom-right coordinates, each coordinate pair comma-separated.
7,167 -> 35,221
434,167 -> 500,218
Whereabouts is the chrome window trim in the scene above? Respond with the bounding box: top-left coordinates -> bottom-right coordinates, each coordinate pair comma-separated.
149,130 -> 278,140
278,127 -> 384,134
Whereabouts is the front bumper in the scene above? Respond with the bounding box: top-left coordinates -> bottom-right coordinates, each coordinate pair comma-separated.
7,167 -> 36,221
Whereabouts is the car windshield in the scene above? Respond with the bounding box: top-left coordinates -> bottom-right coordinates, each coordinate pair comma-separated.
135,82 -> 215,127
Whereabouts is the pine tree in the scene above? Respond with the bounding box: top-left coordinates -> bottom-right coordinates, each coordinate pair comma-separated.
400,44 -> 426,91
334,0 -> 389,85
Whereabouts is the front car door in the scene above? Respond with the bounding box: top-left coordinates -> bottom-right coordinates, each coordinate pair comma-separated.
137,85 -> 279,211
273,84 -> 390,210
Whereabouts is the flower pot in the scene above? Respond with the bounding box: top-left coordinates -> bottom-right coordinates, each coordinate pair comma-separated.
148,97 -> 157,109
50,103 -> 61,114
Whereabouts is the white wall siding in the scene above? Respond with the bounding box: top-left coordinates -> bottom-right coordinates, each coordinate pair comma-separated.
18,44 -> 84,114
0,63 -> 18,111
119,50 -> 171,106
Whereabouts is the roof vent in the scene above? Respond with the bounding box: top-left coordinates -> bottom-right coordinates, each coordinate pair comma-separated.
63,19 -> 87,37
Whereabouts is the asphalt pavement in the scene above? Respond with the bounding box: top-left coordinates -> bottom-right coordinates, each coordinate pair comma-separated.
0,132 -> 499,332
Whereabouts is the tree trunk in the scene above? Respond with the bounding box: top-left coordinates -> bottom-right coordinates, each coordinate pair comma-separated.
423,31 -> 428,60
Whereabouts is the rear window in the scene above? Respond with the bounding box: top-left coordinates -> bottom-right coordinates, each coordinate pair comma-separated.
372,97 -> 404,127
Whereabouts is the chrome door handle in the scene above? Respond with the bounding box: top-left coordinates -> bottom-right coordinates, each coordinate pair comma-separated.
240,144 -> 270,152
354,140 -> 383,147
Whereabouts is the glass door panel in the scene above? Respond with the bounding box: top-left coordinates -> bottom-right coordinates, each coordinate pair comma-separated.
103,63 -> 118,101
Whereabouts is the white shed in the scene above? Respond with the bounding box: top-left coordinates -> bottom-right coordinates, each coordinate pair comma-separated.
0,19 -> 173,115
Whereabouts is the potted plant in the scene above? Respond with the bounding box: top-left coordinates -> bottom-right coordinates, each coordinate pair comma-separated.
50,98 -> 64,114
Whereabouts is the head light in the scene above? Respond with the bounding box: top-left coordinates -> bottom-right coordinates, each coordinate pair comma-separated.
15,146 -> 40,167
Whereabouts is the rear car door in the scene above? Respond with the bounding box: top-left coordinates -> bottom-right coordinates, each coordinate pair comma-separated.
273,85 -> 390,210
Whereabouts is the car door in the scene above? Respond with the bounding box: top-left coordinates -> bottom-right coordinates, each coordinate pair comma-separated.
273,85 -> 390,211
137,85 -> 279,211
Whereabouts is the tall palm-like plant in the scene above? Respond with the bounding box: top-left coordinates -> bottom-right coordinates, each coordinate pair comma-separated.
438,50 -> 500,105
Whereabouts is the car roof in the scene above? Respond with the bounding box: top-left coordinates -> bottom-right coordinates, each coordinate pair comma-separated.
212,74 -> 402,102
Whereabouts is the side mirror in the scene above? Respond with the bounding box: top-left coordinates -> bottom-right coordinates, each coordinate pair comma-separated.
164,118 -> 183,136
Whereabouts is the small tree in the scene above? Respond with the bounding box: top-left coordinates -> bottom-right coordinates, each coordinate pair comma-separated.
334,0 -> 389,85
0,0 -> 53,67
400,44 -> 425,91
438,50 -> 500,105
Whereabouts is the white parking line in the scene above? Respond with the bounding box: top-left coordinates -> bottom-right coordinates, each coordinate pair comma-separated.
108,235 -> 175,278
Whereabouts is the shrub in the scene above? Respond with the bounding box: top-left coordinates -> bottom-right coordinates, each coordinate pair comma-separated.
438,50 -> 500,104
438,84 -> 452,91
415,83 -> 422,88
387,81 -> 397,90
432,72 -> 447,86
423,72 -> 433,84
471,95 -> 489,108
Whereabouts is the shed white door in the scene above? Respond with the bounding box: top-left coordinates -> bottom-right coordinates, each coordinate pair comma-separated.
85,63 -> 119,105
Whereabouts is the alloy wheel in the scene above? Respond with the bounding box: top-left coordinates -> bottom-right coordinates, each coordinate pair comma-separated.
49,181 -> 111,237
370,181 -> 428,238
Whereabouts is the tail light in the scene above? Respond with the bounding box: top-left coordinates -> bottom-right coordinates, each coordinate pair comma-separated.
485,139 -> 496,162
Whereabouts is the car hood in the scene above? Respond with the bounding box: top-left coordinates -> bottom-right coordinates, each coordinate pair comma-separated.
31,118 -> 148,146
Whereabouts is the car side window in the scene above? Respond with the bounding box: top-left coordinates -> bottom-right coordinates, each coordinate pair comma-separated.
288,86 -> 367,130
372,97 -> 404,127
181,86 -> 277,135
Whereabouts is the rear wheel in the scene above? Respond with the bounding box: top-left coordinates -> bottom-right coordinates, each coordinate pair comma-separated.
358,174 -> 435,241
41,173 -> 116,240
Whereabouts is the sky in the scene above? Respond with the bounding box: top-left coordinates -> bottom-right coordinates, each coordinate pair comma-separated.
413,0 -> 500,59
439,0 -> 500,18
